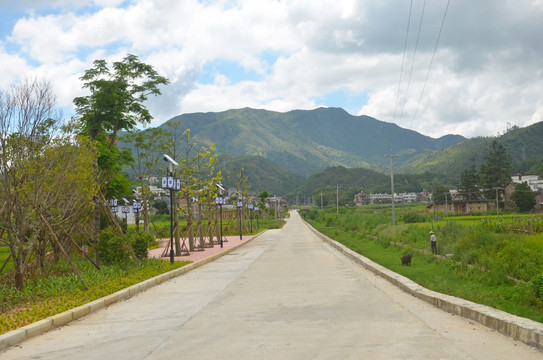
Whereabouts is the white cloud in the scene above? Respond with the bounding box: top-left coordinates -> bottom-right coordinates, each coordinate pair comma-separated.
1,0 -> 543,138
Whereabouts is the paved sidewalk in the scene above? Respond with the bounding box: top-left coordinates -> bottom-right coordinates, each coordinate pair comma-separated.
149,235 -> 254,263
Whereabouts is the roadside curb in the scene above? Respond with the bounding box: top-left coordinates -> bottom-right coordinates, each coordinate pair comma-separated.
0,231 -> 265,352
304,220 -> 543,350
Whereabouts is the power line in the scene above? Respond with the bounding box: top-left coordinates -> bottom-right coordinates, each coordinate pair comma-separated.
398,0 -> 427,128
410,0 -> 451,130
392,0 -> 414,125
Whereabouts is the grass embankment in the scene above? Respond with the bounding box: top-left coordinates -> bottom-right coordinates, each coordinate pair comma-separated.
303,207 -> 543,323
0,258 -> 190,335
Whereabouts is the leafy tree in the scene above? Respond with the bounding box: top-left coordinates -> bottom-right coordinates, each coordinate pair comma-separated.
457,159 -> 481,201
153,199 -> 170,215
0,79 -> 98,289
257,191 -> 270,211
511,182 -> 536,212
73,54 -> 169,258
175,129 -> 211,252
192,144 -> 222,247
479,140 -> 512,204
122,127 -> 168,232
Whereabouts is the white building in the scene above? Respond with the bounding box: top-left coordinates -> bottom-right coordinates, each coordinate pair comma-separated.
511,174 -> 543,192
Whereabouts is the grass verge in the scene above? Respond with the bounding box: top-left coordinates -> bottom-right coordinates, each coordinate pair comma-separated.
0,258 -> 190,335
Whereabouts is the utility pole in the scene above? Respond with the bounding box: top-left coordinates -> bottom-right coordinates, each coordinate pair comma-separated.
336,184 -> 339,215
493,187 -> 503,219
320,192 -> 323,210
386,150 -> 398,226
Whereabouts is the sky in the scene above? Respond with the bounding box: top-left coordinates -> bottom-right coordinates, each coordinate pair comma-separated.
0,0 -> 542,139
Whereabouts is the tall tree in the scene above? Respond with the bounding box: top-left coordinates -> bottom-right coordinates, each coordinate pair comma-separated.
178,129 -> 198,252
192,144 -> 222,248
479,140 -> 512,205
457,159 -> 481,201
73,54 -> 169,258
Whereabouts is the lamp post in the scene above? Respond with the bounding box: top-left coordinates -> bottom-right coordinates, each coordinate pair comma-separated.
110,198 -> 118,215
215,195 -> 225,247
122,198 -> 130,224
162,154 -> 179,264
254,206 -> 259,231
215,182 -> 226,248
237,200 -> 243,240
247,203 -> 253,234
132,200 -> 141,231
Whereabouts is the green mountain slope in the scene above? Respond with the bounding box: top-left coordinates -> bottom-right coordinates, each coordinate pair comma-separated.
400,121 -> 543,182
162,107 -> 465,177
218,154 -> 305,196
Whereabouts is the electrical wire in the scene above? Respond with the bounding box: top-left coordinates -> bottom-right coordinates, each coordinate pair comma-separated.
410,0 -> 451,131
398,0 -> 427,128
392,0 -> 414,125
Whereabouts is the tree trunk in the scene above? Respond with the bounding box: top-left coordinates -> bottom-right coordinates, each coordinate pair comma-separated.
14,269 -> 24,290
186,194 -> 194,252
174,192 -> 181,255
93,157 -> 101,264
198,202 -> 204,248
143,194 -> 150,233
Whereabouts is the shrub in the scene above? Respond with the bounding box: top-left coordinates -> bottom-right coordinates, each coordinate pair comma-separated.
97,227 -> 131,265
131,232 -> 154,260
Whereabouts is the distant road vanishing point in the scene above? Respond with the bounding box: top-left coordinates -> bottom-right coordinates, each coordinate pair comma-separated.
2,211 -> 541,359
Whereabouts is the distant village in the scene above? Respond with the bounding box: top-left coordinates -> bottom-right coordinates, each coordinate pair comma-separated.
117,174 -> 543,225
353,174 -> 543,214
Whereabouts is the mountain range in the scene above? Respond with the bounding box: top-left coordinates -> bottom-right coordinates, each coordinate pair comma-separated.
162,107 -> 466,177
147,107 -> 543,198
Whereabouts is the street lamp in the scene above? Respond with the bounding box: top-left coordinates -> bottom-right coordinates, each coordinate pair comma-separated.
162,154 -> 179,264
215,182 -> 226,248
247,203 -> 253,234
237,200 -> 243,240
254,206 -> 259,231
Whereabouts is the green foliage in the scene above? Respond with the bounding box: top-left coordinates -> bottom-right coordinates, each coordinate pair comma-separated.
162,108 -> 465,178
0,257 -> 190,334
530,274 -> 543,299
402,212 -> 427,223
153,199 -> 170,215
131,232 -> 154,260
511,182 -> 536,212
97,227 -> 132,265
480,140 -> 513,200
457,159 -> 481,201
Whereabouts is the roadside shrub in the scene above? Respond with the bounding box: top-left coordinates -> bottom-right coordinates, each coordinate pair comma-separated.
97,227 -> 131,265
131,232 -> 154,260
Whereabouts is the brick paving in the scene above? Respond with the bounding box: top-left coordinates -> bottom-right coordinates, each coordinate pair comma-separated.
148,235 -> 254,262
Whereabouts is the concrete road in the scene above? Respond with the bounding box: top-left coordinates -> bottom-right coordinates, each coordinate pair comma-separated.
2,211 -> 541,359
